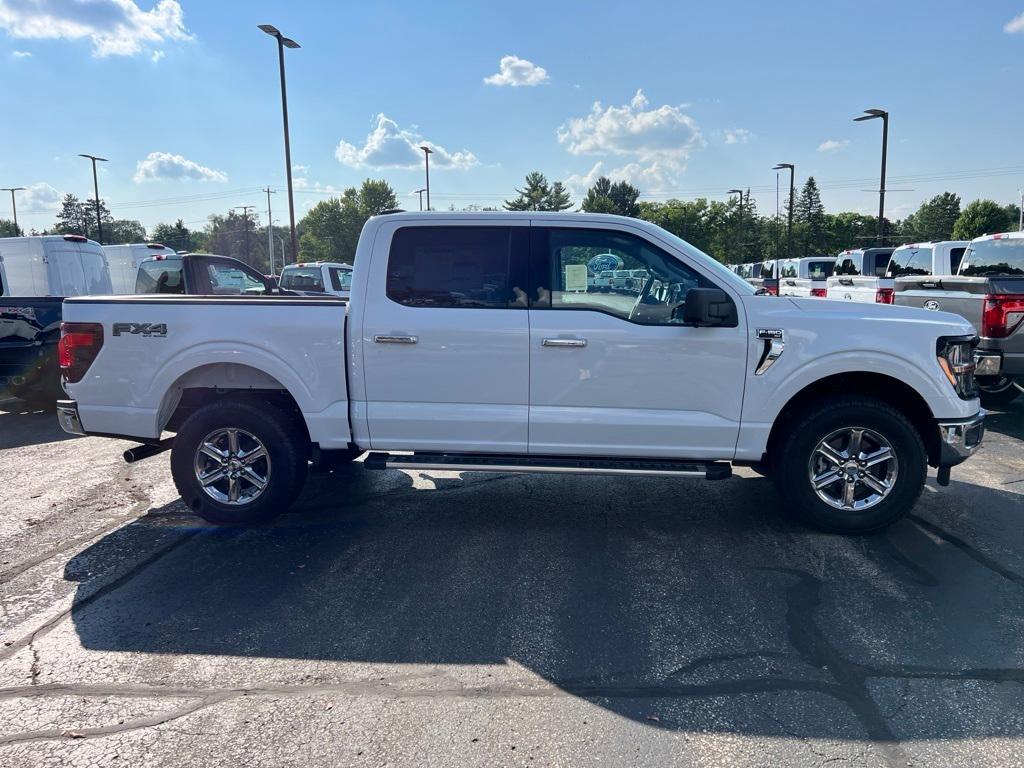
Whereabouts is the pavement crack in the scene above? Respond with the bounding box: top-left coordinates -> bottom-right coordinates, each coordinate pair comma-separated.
909,514 -> 1024,586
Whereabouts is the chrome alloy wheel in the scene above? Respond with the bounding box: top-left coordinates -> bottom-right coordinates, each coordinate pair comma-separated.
193,427 -> 271,506
807,427 -> 899,511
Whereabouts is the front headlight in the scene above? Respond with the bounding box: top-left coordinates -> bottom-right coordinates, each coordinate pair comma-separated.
936,335 -> 979,400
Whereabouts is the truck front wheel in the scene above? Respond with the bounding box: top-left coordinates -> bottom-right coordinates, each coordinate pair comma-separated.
170,400 -> 308,525
773,396 -> 926,533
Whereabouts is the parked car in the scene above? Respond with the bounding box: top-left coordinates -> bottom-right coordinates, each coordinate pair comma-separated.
279,261 -> 354,299
0,234 -> 111,406
825,248 -> 895,303
135,253 -> 281,296
753,260 -> 779,295
58,212 -> 984,534
103,242 -> 178,294
894,232 -> 1024,406
778,256 -> 835,298
885,241 -> 969,292
590,269 -> 615,292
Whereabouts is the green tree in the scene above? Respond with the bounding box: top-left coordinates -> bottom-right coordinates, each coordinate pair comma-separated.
952,200 -> 1016,240
902,192 -> 960,241
151,219 -> 194,252
504,171 -> 573,211
581,176 -> 640,217
794,177 -> 826,256
53,194 -> 116,242
104,219 -> 147,245
0,219 -> 19,237
297,178 -> 398,263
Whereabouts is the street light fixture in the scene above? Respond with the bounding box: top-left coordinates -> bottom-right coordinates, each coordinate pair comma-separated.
77,154 -> 108,244
259,24 -> 301,261
728,188 -> 744,263
854,108 -> 889,245
419,146 -> 433,211
413,188 -> 427,212
1,187 -> 26,235
772,163 -> 795,288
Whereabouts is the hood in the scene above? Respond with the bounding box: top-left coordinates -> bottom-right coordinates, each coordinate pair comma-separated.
741,295 -> 976,338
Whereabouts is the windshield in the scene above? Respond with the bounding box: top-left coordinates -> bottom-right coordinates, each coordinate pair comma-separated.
651,227 -> 756,294
887,247 -> 933,278
281,267 -> 325,292
959,239 -> 1024,276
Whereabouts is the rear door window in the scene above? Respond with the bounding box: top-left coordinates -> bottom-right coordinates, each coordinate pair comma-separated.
386,226 -> 520,309
204,260 -> 268,295
136,260 -> 184,294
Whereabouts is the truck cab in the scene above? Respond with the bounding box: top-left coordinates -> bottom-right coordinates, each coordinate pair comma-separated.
103,242 -> 178,294
778,256 -> 835,298
135,253 -> 278,296
825,247 -> 895,303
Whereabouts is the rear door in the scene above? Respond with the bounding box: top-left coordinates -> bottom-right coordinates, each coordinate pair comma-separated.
360,221 -> 531,452
527,222 -> 746,458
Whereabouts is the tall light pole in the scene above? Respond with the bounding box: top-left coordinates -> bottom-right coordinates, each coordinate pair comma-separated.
77,154 -> 107,243
264,187 -> 276,274
854,108 -> 889,245
414,188 -> 426,212
258,24 -> 300,261
728,188 -> 744,263
1,187 -> 25,235
772,163 -> 795,285
419,146 -> 433,211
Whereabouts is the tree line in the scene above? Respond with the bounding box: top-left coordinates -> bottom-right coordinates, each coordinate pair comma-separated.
2,174 -> 1019,273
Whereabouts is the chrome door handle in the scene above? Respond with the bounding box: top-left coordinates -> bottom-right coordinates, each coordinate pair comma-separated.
374,335 -> 418,344
542,338 -> 587,348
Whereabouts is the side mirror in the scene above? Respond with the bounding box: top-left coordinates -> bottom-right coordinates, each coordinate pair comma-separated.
676,287 -> 736,327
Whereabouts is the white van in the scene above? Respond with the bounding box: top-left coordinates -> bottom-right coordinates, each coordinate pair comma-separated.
0,235 -> 111,297
279,262 -> 353,299
103,243 -> 178,294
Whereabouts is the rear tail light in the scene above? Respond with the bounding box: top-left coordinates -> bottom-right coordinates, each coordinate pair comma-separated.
981,294 -> 1024,339
875,288 -> 895,304
59,322 -> 104,384
810,288 -> 827,298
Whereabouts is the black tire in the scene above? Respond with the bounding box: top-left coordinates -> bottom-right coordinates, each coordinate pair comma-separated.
977,376 -> 1022,408
772,396 -> 926,534
170,399 -> 309,525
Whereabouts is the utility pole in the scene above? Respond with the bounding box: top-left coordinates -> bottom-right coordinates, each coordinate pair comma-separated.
773,163 -> 795,286
1,187 -> 25,235
77,154 -> 108,243
234,205 -> 254,265
1019,189 -> 1023,232
854,108 -> 889,245
419,146 -> 433,210
264,188 -> 276,274
728,188 -> 744,263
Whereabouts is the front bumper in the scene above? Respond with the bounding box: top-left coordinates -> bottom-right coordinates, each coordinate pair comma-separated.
936,410 -> 986,467
56,399 -> 86,436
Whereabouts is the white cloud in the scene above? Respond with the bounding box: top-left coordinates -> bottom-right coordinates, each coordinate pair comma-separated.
1005,12 -> 1024,33
0,0 -> 190,57
18,182 -> 62,215
817,139 -> 850,153
133,151 -> 227,183
483,55 -> 549,87
557,89 -> 703,193
335,114 -> 479,170
150,49 -> 164,63
10,48 -> 29,57
723,128 -> 751,145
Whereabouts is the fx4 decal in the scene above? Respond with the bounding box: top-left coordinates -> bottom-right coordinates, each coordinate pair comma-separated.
113,322 -> 168,338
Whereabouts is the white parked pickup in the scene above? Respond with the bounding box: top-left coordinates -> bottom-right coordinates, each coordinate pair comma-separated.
825,247 -> 896,304
57,212 -> 985,533
777,256 -> 836,298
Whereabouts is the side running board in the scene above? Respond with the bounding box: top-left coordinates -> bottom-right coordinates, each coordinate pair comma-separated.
363,452 -> 731,480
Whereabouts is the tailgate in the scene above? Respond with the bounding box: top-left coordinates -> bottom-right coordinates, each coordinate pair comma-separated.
827,276 -> 882,302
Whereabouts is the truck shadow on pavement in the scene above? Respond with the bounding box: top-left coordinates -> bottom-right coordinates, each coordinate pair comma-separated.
985,400 -> 1024,440
62,463 -> 1024,750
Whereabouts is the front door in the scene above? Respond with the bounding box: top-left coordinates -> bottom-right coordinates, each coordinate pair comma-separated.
528,224 -> 747,459
361,222 -> 531,452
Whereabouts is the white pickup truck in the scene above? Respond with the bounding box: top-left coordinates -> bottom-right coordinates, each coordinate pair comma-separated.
825,247 -> 896,304
56,212 -> 985,533
777,256 -> 835,298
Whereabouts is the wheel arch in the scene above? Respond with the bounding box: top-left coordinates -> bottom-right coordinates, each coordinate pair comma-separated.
764,372 -> 941,468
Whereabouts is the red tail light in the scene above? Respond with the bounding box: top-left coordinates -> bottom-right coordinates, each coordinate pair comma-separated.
875,288 -> 895,304
810,288 -> 827,298
59,322 -> 104,383
982,294 -> 1024,338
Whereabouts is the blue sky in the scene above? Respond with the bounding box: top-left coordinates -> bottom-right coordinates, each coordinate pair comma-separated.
2,0 -> 1023,234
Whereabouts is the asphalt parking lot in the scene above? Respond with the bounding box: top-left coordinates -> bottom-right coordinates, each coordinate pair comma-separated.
0,399 -> 1021,767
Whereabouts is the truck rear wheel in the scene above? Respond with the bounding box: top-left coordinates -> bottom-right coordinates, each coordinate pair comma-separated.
773,396 -> 926,533
170,400 -> 308,525
976,376 -> 1022,408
